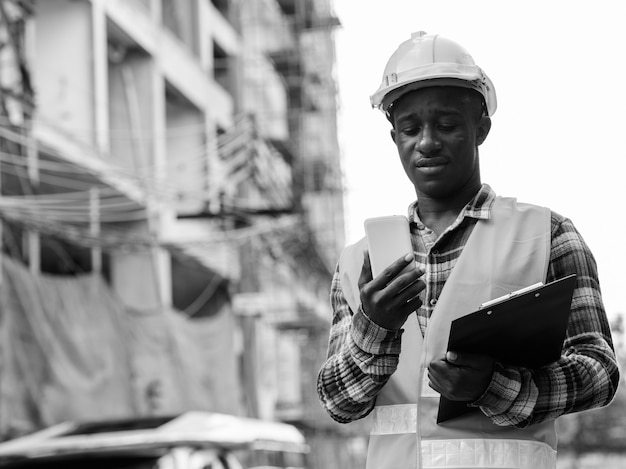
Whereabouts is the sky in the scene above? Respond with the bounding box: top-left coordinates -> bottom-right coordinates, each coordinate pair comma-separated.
332,0 -> 626,317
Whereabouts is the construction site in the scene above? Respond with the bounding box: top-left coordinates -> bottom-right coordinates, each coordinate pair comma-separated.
0,0 -> 368,467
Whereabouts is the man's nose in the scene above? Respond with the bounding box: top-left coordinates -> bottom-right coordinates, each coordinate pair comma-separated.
417,127 -> 442,154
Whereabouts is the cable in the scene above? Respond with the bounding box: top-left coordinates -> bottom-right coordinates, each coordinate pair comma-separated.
183,273 -> 224,317
1,115 -> 298,211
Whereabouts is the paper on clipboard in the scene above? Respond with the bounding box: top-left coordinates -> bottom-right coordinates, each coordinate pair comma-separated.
479,282 -> 544,309
437,274 -> 577,424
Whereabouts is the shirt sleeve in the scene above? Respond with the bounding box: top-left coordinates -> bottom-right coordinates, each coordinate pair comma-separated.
316,264 -> 403,423
472,214 -> 620,427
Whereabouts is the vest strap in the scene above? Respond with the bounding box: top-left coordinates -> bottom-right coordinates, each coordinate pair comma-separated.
371,405 -> 557,468
371,404 -> 418,435
422,438 -> 556,468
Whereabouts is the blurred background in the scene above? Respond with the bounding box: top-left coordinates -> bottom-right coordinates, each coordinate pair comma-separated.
0,1 -> 623,468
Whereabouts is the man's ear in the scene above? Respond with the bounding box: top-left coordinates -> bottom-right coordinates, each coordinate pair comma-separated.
476,116 -> 491,146
390,128 -> 397,144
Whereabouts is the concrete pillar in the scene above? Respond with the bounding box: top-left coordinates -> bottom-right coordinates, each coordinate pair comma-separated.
33,0 -> 95,145
106,1 -> 170,310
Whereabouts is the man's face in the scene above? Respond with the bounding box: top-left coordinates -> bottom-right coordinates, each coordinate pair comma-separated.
390,87 -> 490,200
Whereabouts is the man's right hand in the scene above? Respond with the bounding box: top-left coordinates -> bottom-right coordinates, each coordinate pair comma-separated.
358,252 -> 425,330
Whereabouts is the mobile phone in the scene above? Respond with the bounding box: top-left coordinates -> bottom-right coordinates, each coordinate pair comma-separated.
364,215 -> 414,278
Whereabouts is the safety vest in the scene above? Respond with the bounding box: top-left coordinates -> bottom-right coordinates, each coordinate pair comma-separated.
339,197 -> 557,469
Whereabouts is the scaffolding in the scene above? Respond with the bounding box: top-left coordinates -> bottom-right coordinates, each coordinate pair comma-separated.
234,0 -> 345,268
0,0 -> 39,278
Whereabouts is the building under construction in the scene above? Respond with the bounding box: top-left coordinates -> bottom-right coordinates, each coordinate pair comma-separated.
0,0 -> 365,467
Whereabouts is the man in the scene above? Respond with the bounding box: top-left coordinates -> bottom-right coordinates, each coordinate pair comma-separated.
317,31 -> 619,469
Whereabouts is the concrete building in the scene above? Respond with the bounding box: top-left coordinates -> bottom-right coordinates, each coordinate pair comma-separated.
0,0 -> 361,467
0,0 -> 246,430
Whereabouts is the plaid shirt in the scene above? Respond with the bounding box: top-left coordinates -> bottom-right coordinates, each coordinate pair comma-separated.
317,184 -> 619,427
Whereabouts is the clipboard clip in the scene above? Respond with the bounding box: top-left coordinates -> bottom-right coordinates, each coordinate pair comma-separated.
479,282 -> 544,309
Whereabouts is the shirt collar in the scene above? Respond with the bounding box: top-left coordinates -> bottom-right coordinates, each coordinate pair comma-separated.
407,184 -> 497,230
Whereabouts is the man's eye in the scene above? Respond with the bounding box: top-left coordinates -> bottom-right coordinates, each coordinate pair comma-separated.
401,126 -> 420,135
438,122 -> 457,131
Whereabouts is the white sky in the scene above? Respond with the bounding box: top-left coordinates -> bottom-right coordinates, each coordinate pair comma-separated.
333,0 -> 626,317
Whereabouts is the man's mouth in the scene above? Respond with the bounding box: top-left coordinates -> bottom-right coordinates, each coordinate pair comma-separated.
415,157 -> 447,173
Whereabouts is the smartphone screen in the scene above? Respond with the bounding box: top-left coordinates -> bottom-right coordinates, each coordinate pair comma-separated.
364,215 -> 413,278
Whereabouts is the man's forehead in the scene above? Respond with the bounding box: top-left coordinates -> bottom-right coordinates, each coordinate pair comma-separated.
393,91 -> 468,117
395,86 -> 470,105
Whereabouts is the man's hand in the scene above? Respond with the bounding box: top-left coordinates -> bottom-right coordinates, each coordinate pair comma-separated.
428,351 -> 495,402
358,251 -> 425,330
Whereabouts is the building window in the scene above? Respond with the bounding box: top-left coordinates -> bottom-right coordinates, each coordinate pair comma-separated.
213,41 -> 233,96
161,0 -> 199,55
211,0 -> 229,17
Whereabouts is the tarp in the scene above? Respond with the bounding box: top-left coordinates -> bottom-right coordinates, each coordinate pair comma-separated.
126,304 -> 242,416
0,256 -> 242,439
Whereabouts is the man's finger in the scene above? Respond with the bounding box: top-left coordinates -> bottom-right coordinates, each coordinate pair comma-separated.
446,351 -> 494,370
384,269 -> 425,298
358,251 -> 373,290
384,276 -> 424,308
368,252 -> 416,289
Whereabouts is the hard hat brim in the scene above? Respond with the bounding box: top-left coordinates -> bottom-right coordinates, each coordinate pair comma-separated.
370,67 -> 497,116
380,78 -> 485,112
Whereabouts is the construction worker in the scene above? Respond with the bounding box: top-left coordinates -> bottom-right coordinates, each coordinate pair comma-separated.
317,32 -> 619,469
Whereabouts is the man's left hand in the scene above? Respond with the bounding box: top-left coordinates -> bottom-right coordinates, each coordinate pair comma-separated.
428,351 -> 495,402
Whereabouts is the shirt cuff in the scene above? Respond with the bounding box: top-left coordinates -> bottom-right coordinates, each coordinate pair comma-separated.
470,362 -> 521,416
351,305 -> 403,356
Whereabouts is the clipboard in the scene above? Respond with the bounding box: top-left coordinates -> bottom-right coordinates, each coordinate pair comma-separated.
437,274 -> 577,423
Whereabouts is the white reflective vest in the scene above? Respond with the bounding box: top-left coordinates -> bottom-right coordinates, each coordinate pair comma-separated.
339,197 -> 557,469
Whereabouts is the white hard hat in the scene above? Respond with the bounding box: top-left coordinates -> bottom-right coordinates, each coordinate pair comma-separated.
370,31 -> 497,116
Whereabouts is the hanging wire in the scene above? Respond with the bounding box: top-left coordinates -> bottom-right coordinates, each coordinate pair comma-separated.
0,105 -> 302,253
183,273 -> 225,317
1,113 -> 295,208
